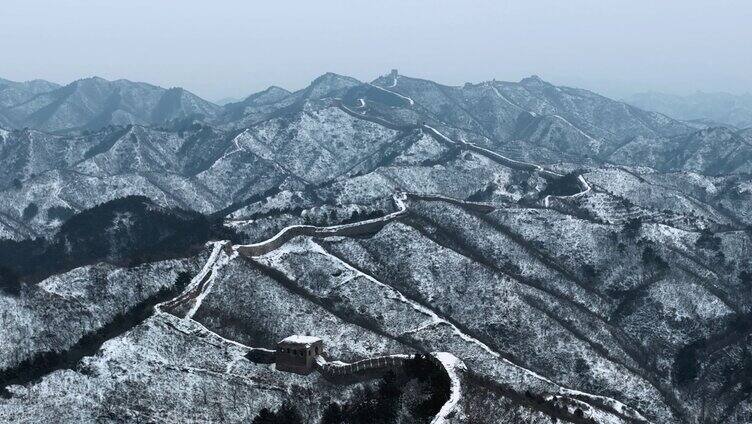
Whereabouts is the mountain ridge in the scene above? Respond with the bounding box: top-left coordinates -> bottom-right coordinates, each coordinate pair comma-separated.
1,70 -> 751,241
2,70 -> 752,423
0,76 -> 221,133
628,90 -> 752,129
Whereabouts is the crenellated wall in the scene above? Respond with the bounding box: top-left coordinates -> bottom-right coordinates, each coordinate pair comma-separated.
335,100 -> 418,131
421,124 -> 591,197
235,202 -> 406,257
317,354 -> 410,376
234,192 -> 495,258
408,193 -> 495,214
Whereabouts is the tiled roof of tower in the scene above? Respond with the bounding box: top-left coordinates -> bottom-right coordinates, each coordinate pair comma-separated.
279,335 -> 322,346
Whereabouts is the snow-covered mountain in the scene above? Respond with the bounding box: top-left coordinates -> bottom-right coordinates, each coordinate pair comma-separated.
0,78 -> 61,109
2,71 -> 750,241
2,71 -> 752,423
0,78 -> 61,128
0,77 -> 220,133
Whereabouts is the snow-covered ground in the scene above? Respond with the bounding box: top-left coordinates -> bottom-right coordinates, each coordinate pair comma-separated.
3,70 -> 752,423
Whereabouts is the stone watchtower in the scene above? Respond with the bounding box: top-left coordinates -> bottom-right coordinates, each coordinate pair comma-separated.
275,336 -> 324,375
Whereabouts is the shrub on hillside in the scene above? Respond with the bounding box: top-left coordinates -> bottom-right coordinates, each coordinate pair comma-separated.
695,229 -> 722,251
252,402 -> 303,424
539,171 -> 584,198
22,203 -> 38,221
642,245 -> 669,272
622,218 -> 642,238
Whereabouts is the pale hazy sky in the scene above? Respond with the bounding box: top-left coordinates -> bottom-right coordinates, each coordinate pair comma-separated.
1,0 -> 750,101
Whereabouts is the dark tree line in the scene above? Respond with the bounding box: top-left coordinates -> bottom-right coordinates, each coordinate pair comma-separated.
321,354 -> 450,424
0,196 -> 240,295
674,312 -> 752,387
321,371 -> 403,424
0,272 -> 192,397
249,354 -> 451,424
252,402 -> 304,424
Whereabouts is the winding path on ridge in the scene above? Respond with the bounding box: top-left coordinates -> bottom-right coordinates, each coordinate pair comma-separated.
418,124 -> 591,207
335,97 -> 592,211
153,194 -> 491,423
0,84 -> 678,422
145,94 -> 648,423
153,189 -> 645,423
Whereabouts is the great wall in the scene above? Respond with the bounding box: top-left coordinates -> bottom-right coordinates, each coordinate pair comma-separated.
336,96 -> 592,212
141,89 -> 651,424
152,239 -> 467,423
235,191 -> 495,257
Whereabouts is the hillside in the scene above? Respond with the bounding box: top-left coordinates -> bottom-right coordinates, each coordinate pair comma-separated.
2,71 -> 752,423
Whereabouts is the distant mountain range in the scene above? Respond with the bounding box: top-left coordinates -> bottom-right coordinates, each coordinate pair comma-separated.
1,71 -> 751,242
0,76 -> 219,133
627,91 -> 752,129
1,72 -> 750,173
213,96 -> 243,106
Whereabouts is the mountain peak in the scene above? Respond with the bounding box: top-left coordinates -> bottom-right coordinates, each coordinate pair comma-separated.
263,85 -> 290,96
67,76 -> 112,91
311,72 -> 360,86
76,76 -> 109,84
519,75 -> 548,86
227,86 -> 291,109
301,73 -> 361,100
